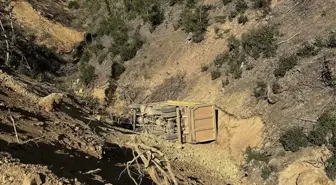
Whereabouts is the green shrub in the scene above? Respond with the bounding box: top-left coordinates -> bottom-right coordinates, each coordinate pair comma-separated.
251,0 -> 271,14
180,5 -> 209,43
213,53 -> 229,67
235,0 -> 248,13
296,41 -> 320,57
228,35 -> 241,51
253,81 -> 267,99
327,31 -> 336,48
201,64 -> 209,72
279,127 -> 309,152
68,0 -> 80,9
211,69 -> 221,80
78,62 -> 96,86
245,146 -> 269,163
326,154 -> 336,180
308,126 -> 328,146
242,26 -> 278,59
238,14 -> 248,24
111,62 -> 126,80
314,36 -> 325,48
274,54 -> 298,78
123,0 -> 164,27
307,108 -> 336,147
223,0 -> 233,5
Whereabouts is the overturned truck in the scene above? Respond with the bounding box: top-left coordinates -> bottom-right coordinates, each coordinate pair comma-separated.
129,101 -> 219,144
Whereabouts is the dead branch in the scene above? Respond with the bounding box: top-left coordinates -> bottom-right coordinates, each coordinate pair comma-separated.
122,143 -> 178,185
277,31 -> 302,45
0,20 -> 10,65
8,114 -> 20,143
84,168 -> 102,174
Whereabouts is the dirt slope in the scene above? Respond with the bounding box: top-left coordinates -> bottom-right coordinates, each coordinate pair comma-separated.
12,1 -> 84,53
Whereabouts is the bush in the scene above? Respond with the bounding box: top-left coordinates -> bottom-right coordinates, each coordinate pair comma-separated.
321,59 -> 336,88
245,146 -> 269,163
223,0 -> 233,5
296,41 -> 320,57
235,0 -> 248,13
123,0 -> 164,27
251,0 -> 271,14
274,54 -> 298,78
201,64 -> 209,72
180,5 -> 210,43
307,108 -> 336,147
238,14 -> 248,24
308,126 -> 328,146
111,62 -> 126,80
279,127 -> 309,152
78,62 -> 96,86
253,81 -> 267,99
242,26 -> 278,59
68,1 -> 80,9
228,35 -> 241,51
213,53 -> 229,67
327,31 -> 336,48
326,154 -> 336,180
211,69 -> 221,80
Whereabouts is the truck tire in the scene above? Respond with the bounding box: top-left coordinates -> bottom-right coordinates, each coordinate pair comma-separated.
160,106 -> 176,113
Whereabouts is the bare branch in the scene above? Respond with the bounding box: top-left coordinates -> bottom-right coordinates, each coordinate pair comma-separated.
0,20 -> 10,65
8,114 -> 20,143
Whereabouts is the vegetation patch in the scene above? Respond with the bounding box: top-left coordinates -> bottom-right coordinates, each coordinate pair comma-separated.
241,26 -> 278,59
245,146 -> 269,163
326,155 -> 336,180
251,0 -> 271,14
123,0 -> 164,27
201,64 -> 209,72
238,14 -> 248,24
78,61 -> 96,86
235,0 -> 248,14
279,127 -> 309,152
180,3 -> 210,43
296,41 -> 320,57
211,69 -> 221,80
274,54 -> 298,78
68,0 -> 80,9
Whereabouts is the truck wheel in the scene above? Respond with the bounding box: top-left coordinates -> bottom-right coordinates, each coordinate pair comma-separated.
160,106 -> 176,113
162,112 -> 177,118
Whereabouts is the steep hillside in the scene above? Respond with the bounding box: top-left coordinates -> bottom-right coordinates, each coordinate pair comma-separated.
1,0 -> 336,184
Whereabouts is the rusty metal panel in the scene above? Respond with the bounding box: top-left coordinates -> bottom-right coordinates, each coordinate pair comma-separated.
191,105 -> 217,143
